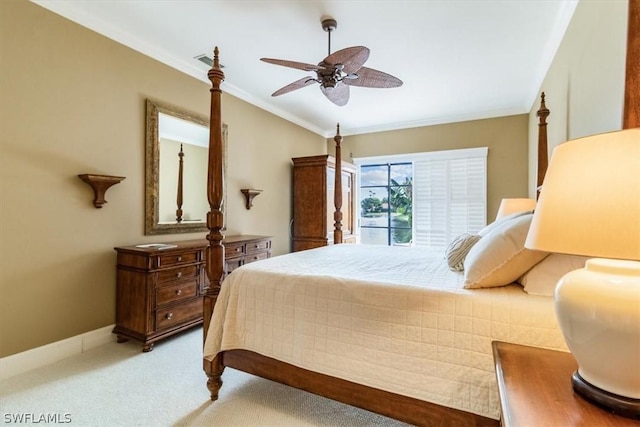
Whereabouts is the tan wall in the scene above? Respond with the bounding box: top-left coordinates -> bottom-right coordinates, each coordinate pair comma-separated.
527,0 -> 628,196
328,115 -> 530,221
0,0 -> 326,357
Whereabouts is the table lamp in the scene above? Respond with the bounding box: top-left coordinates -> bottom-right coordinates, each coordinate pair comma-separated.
495,198 -> 536,220
525,128 -> 640,418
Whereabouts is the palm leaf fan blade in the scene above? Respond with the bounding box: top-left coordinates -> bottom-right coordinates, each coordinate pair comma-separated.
345,66 -> 403,88
260,58 -> 322,72
271,77 -> 317,97
320,83 -> 350,106
323,46 -> 370,74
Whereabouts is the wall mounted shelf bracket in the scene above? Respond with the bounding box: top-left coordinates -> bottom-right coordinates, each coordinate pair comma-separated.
78,174 -> 126,208
240,189 -> 262,210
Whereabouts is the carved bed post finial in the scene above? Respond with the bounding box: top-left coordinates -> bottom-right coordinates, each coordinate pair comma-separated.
204,45 -> 226,401
176,144 -> 184,223
333,123 -> 343,245
536,92 -> 550,199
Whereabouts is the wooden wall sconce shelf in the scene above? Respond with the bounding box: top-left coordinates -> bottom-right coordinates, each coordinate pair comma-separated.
78,174 -> 126,208
240,189 -> 262,210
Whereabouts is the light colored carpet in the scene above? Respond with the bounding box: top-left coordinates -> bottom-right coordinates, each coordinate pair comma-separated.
0,327 -> 411,426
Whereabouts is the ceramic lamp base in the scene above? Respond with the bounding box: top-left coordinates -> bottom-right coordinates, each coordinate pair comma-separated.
555,258 -> 640,419
572,371 -> 640,419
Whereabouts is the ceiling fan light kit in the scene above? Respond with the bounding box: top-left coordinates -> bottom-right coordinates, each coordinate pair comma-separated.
260,18 -> 402,106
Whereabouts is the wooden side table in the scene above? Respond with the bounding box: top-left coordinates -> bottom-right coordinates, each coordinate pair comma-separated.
492,341 -> 638,427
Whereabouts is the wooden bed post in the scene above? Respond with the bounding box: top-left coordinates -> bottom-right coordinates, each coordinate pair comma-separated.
333,123 -> 343,245
203,46 -> 226,400
176,144 -> 184,223
624,0 -> 639,129
536,92 -> 549,199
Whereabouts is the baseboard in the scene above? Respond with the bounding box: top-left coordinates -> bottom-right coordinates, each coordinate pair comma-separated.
0,324 -> 116,381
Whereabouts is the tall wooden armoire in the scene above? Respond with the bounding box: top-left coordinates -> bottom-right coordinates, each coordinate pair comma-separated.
291,155 -> 357,252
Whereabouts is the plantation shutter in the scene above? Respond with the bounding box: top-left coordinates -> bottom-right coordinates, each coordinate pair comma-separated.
413,148 -> 487,250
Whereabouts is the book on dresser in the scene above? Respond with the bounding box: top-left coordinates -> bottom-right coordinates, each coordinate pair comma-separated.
113,235 -> 272,352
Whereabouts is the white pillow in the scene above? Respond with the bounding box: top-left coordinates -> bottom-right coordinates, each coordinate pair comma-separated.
445,233 -> 482,271
518,254 -> 590,296
478,209 -> 533,237
464,213 -> 548,289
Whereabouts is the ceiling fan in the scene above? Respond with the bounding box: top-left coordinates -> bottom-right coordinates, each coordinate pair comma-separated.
260,18 -> 403,106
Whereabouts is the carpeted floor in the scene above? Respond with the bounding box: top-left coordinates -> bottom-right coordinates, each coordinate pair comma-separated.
0,327 -> 411,426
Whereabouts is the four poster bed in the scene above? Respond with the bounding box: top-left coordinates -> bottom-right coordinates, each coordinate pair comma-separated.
199,47 -> 569,426
199,2 -> 640,419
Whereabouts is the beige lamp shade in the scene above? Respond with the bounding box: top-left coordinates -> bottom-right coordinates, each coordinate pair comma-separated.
495,198 -> 536,220
525,128 -> 640,261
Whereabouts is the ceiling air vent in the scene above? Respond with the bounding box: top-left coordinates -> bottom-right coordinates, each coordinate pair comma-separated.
194,54 -> 224,68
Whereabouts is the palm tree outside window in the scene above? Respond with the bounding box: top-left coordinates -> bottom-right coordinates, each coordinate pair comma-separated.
359,163 -> 413,246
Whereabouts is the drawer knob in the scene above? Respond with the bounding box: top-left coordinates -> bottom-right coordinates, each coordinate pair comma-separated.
165,313 -> 173,320
176,272 -> 182,278
177,256 -> 182,262
255,244 -> 259,249
175,289 -> 182,296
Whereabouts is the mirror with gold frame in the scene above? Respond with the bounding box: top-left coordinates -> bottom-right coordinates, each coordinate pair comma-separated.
145,99 -> 227,235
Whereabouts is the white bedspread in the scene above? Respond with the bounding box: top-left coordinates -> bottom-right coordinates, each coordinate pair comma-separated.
203,244 -> 567,420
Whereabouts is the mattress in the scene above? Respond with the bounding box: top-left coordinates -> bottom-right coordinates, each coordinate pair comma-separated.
203,244 -> 567,419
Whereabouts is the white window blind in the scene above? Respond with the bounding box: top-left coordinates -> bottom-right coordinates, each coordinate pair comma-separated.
355,147 -> 487,250
413,148 -> 487,250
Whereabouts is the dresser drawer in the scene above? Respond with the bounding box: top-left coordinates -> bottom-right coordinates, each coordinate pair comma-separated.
156,281 -> 197,306
157,264 -> 198,284
245,251 -> 269,264
156,298 -> 201,330
225,256 -> 244,274
156,250 -> 199,268
245,239 -> 271,254
226,242 -> 245,257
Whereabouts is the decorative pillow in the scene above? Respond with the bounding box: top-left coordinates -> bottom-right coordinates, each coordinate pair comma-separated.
445,233 -> 482,271
463,213 -> 549,289
518,254 -> 589,296
478,209 -> 533,237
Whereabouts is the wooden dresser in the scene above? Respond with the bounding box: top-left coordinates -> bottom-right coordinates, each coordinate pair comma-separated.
292,155 -> 357,252
113,235 -> 271,351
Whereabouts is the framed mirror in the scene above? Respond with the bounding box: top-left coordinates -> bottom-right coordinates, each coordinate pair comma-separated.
145,99 -> 227,235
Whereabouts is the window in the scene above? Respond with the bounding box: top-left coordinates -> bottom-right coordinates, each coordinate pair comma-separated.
359,163 -> 413,245
355,147 -> 487,250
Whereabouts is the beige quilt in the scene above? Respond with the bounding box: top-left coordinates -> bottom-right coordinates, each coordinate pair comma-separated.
203,244 -> 567,420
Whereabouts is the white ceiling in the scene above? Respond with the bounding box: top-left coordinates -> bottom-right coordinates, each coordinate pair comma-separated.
32,0 -> 578,137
